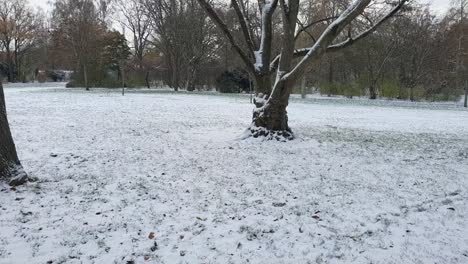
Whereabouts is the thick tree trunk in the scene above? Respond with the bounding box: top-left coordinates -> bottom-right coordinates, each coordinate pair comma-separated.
250,79 -> 293,140
0,80 -> 28,186
254,74 -> 272,96
252,100 -> 291,139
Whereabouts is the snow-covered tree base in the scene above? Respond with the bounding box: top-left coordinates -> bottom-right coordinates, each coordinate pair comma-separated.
248,98 -> 294,141
251,127 -> 294,141
239,125 -> 294,141
1,163 -> 29,186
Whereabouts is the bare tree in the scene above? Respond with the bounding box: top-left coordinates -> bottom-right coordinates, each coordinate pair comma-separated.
145,0 -> 217,91
196,0 -> 408,139
0,76 -> 28,186
52,0 -> 102,90
116,0 -> 151,68
0,0 -> 38,82
454,0 -> 468,107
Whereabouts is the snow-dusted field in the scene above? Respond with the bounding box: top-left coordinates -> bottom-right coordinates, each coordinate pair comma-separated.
1,84 -> 468,264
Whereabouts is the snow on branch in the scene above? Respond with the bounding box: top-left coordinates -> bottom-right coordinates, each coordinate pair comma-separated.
282,0 -> 373,81
327,0 -> 409,52
255,0 -> 279,73
289,0 -> 409,60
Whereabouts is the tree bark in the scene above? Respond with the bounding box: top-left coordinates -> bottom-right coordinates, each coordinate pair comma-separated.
6,48 -> 14,82
464,82 -> 467,108
0,79 -> 28,186
84,64 -> 89,91
409,85 -> 415,102
145,71 -> 151,89
251,81 -> 292,140
301,76 -> 307,99
369,84 -> 378,100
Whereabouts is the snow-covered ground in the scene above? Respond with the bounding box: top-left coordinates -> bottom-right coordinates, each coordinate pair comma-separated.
1,84 -> 467,264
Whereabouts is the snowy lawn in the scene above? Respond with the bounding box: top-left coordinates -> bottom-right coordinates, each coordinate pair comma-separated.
1,84 -> 468,264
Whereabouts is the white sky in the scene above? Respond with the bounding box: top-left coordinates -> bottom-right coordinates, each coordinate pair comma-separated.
422,0 -> 452,15
29,0 -> 50,11
30,0 -> 451,15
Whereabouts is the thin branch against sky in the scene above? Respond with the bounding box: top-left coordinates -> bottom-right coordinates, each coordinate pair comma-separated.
30,0 -> 451,13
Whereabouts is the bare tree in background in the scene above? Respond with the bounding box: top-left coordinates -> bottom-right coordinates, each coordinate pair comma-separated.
52,0 -> 102,90
116,0 -> 152,87
0,0 -> 38,82
145,0 -> 218,91
196,0 -> 408,139
454,0 -> 468,107
0,76 -> 28,186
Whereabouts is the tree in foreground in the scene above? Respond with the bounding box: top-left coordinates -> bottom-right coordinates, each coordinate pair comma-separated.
196,0 -> 408,140
0,78 -> 28,186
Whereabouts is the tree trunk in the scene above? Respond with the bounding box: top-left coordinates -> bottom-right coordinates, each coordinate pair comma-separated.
369,84 -> 378,100
254,74 -> 272,96
250,79 -> 293,140
145,71 -> 151,89
121,61 -> 126,95
464,83 -> 467,108
0,79 -> 28,186
328,57 -> 333,97
301,76 -> 307,99
84,64 -> 89,91
6,48 -> 14,82
409,85 -> 415,102
251,101 -> 291,140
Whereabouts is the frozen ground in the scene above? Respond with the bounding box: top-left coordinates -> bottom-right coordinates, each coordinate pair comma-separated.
1,84 -> 468,264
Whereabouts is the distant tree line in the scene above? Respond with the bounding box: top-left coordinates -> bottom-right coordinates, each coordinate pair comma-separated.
302,1 -> 468,102
0,0 -> 467,102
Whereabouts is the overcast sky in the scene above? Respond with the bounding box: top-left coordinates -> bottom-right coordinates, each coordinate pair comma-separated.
30,0 -> 452,15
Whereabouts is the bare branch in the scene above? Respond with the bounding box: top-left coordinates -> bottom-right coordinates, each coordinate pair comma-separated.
231,0 -> 257,57
282,0 -> 373,81
196,0 -> 254,72
294,16 -> 338,41
327,0 -> 409,52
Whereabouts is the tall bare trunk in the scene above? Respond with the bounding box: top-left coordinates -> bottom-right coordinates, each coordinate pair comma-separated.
121,61 -> 126,91
464,82 -> 467,108
145,71 -> 151,89
6,49 -> 14,82
369,84 -> 378,100
0,79 -> 28,186
328,57 -> 333,97
301,76 -> 307,99
84,64 -> 89,91
409,85 -> 415,102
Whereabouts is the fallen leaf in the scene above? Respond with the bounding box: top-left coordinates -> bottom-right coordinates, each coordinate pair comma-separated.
148,232 -> 155,239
